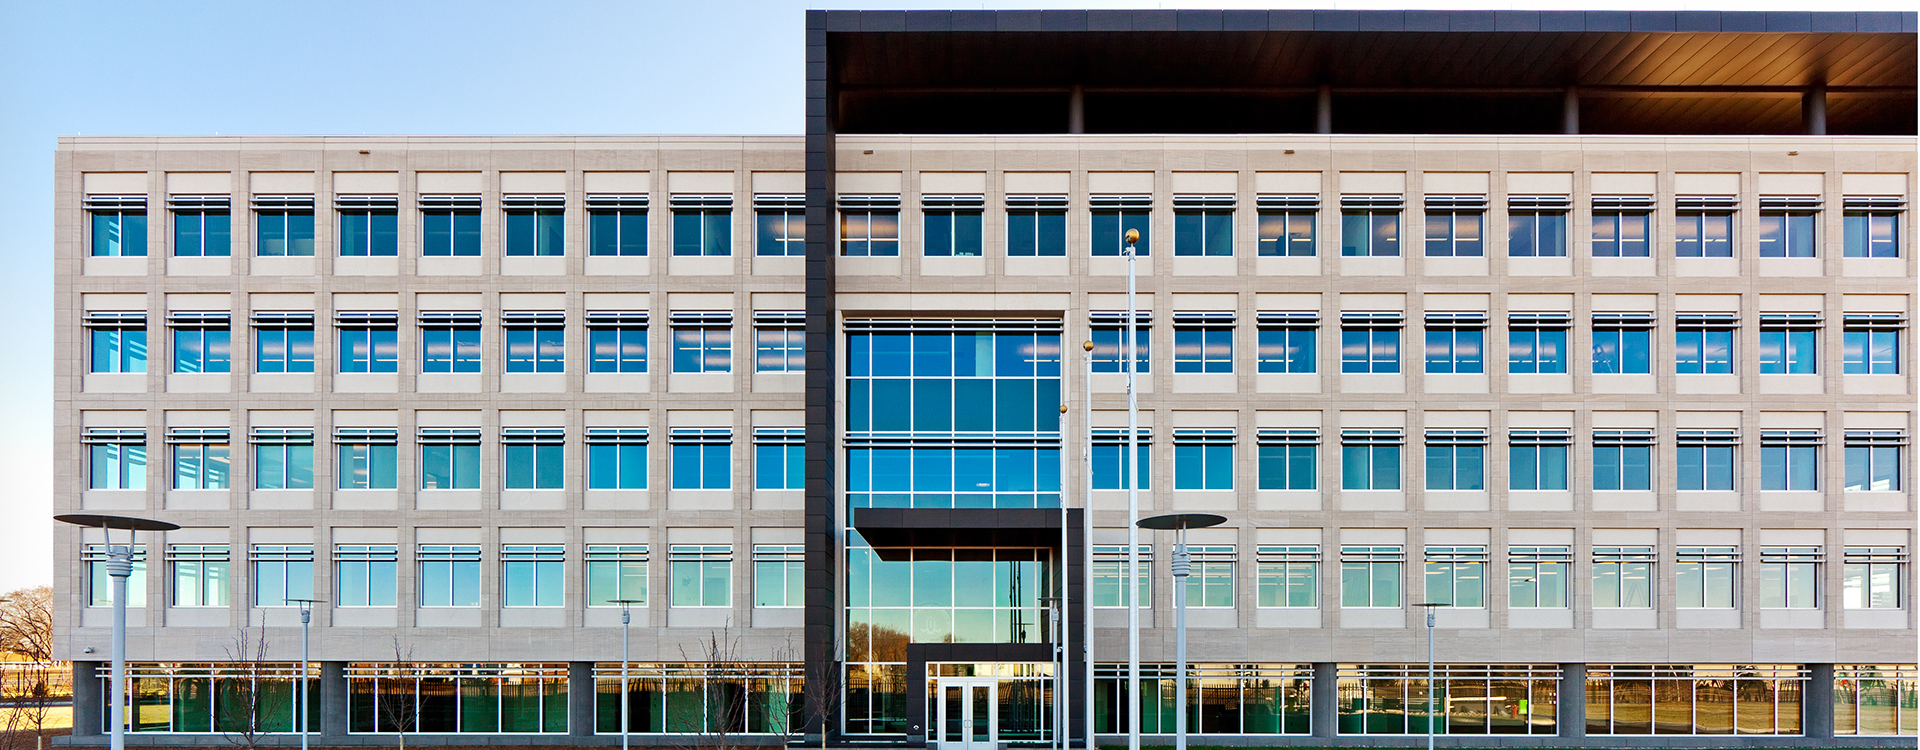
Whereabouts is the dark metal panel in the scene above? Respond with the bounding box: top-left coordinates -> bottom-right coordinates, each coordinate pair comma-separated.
1812,13 -> 1858,33
1768,12 -> 1814,32
1269,9 -> 1315,30
1314,10 -> 1359,31
824,10 -> 859,32
1221,9 -> 1266,31
1540,11 -> 1585,31
951,10 -> 995,31
903,12 -> 950,33
1132,10 -> 1177,31
1857,12 -> 1905,33
1041,10 -> 1087,32
999,10 -> 1043,31
1405,10 -> 1448,32
860,11 -> 905,32
1631,11 -> 1677,32
1585,11 -> 1631,32
1087,9 -> 1133,31
1675,12 -> 1721,32
1357,10 -> 1405,32
1177,10 -> 1224,31
1494,11 -> 1541,32
1722,11 -> 1769,32
1450,11 -> 1496,31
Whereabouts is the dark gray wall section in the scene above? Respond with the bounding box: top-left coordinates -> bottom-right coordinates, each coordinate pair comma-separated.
802,8 -> 840,744
822,9 -> 1913,32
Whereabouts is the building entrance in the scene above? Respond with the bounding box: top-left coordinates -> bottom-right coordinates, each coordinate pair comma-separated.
934,677 -> 997,750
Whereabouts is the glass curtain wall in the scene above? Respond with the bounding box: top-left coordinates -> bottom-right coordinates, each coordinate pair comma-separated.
1584,665 -> 1806,735
1093,664 -> 1312,735
101,663 -> 317,734
346,663 -> 567,734
1833,665 -> 1918,736
1336,664 -> 1559,735
593,663 -> 802,735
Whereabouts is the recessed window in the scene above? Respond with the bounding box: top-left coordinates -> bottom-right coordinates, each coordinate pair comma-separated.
1675,195 -> 1736,258
419,195 -> 481,257
418,545 -> 482,607
1843,546 -> 1904,609
1183,545 -> 1236,608
251,544 -> 314,608
753,428 -> 803,490
752,194 -> 805,257
1339,195 -> 1401,257
1173,195 -> 1233,257
1423,545 -> 1486,608
1340,429 -> 1402,491
672,195 -> 733,257
839,195 -> 899,257
1422,312 -> 1485,374
587,195 -> 649,257
754,311 -> 804,373
1759,313 -> 1820,375
1256,545 -> 1318,608
1675,546 -> 1739,609
337,196 -> 399,257
419,428 -> 482,490
87,311 -> 150,372
252,195 -> 315,257
170,195 -> 231,257
1842,196 -> 1902,258
167,428 -> 230,490
585,428 -> 648,490
1676,312 -> 1737,375
1172,428 -> 1234,490
1256,195 -> 1317,257
1758,546 -> 1821,610
1423,429 -> 1484,491
333,545 -> 398,607
1677,430 -> 1738,491
1340,312 -> 1401,374
1422,195 -> 1484,257
586,311 -> 649,374
251,311 -> 315,374
503,195 -> 565,257
84,428 -> 147,490
1507,312 -> 1569,374
1339,545 -> 1403,608
1591,312 -> 1653,375
335,311 -> 399,374
86,195 -> 148,257
1591,196 -> 1652,258
1508,546 -> 1569,609
1171,312 -> 1233,374
168,544 -> 230,608
84,544 -> 148,606
669,544 -> 732,607
1091,429 -> 1150,491
670,311 -> 732,374
1844,431 -> 1905,492
1089,311 -> 1150,374
1842,313 -> 1903,375
168,311 -> 230,374
1506,195 -> 1569,257
1091,195 -> 1151,257
1091,545 -> 1151,608
1760,430 -> 1821,492
335,428 -> 398,490
753,544 -> 804,607
503,311 -> 565,374
420,311 -> 483,373
1758,196 -> 1819,258
1256,312 -> 1316,374
1508,429 -> 1570,491
1592,546 -> 1654,608
670,428 -> 733,490
1006,195 -> 1066,257
585,544 -> 648,607
251,428 -> 314,490
923,195 -> 983,257
1593,430 -> 1654,492
1257,429 -> 1317,491
500,545 -> 564,607
501,428 -> 564,490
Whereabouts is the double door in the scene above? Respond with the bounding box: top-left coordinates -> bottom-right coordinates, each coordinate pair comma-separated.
936,678 -> 996,750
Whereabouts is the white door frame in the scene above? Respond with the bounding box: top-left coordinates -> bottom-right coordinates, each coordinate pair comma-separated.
935,677 -> 997,750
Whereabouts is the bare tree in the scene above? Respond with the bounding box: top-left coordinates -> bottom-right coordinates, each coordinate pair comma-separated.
375,638 -> 418,750
1,661 -> 56,750
0,587 -> 53,663
800,632 -> 840,750
218,618 -> 290,750
672,626 -> 750,750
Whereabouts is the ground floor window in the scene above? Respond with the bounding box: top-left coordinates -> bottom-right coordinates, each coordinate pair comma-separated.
1834,665 -> 1918,736
346,663 -> 567,734
1338,664 -> 1558,735
1584,664 -> 1804,735
1094,663 -> 1312,735
99,663 -> 317,734
594,663 -> 801,735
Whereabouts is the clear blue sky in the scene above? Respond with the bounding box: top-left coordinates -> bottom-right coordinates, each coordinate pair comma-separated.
0,0 -> 1904,593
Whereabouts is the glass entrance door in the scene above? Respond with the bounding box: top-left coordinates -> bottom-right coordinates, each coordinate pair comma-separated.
937,678 -> 997,750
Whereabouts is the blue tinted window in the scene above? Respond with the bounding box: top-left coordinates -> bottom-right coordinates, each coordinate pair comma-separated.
1258,444 -> 1316,490
339,328 -> 398,373
422,210 -> 480,256
1759,329 -> 1818,374
1424,328 -> 1483,374
1507,329 -> 1566,374
505,327 -> 564,373
1008,211 -> 1065,257
1174,210 -> 1232,257
1592,328 -> 1650,374
172,327 -> 230,374
591,210 -> 648,256
1091,211 -> 1149,256
91,211 -> 148,257
421,327 -> 481,373
1424,212 -> 1481,257
505,210 -> 564,256
1257,211 -> 1314,256
90,327 -> 147,373
755,210 -> 804,256
1677,329 -> 1734,374
339,210 -> 398,257
1592,212 -> 1650,257
1341,328 -> 1399,373
255,327 -> 314,373
589,327 -> 647,373
1507,212 -> 1565,257
173,210 -> 230,257
1257,327 -> 1315,373
924,210 -> 982,257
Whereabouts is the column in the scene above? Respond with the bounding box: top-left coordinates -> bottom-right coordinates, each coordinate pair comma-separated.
1558,662 -> 1586,739
318,661 -> 348,739
1315,85 -> 1333,134
1802,83 -> 1828,135
1562,88 -> 1580,135
70,661 -> 101,737
569,661 -> 597,738
1310,662 -> 1338,739
1804,663 -> 1835,740
1069,84 -> 1086,134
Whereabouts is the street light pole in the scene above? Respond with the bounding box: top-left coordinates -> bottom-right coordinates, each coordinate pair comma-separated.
1081,339 -> 1096,750
611,599 -> 644,750
1122,227 -> 1141,750
284,598 -> 325,750
1138,513 -> 1227,750
1415,602 -> 1450,750
56,515 -> 179,750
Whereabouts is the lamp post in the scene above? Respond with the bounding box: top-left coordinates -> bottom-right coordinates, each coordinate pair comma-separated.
284,598 -> 325,750
55,514 -> 180,750
1081,339 -> 1097,750
610,599 -> 645,750
1414,602 -> 1451,750
1137,513 -> 1227,750
1121,227 -> 1141,750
